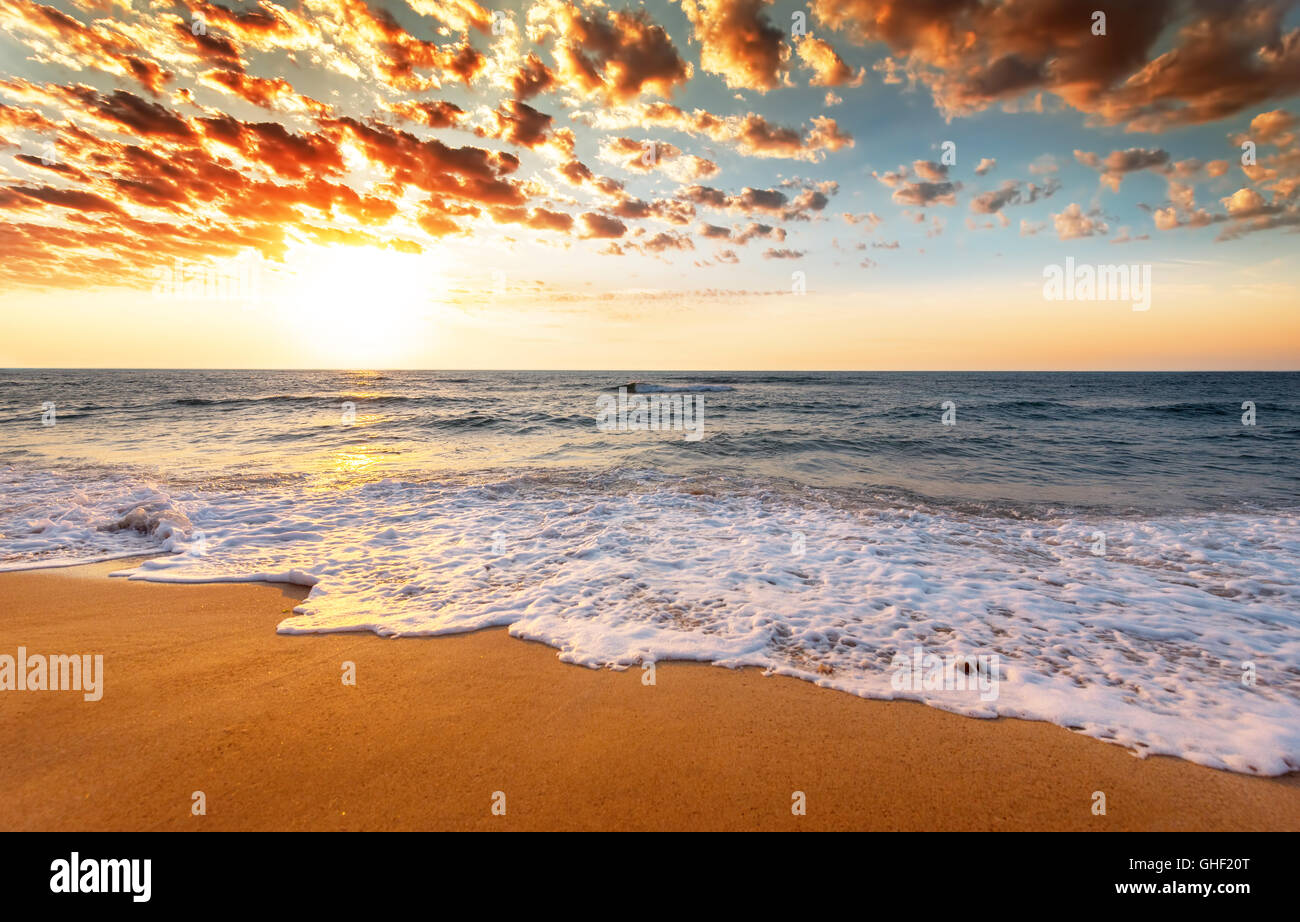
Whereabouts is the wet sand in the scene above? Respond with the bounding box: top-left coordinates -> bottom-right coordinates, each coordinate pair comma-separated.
2,559 -> 1298,831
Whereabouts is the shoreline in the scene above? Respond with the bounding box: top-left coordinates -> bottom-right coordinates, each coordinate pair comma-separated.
2,560 -> 1298,831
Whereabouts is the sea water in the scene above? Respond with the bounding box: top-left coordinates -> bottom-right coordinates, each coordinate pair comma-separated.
2,370 -> 1297,774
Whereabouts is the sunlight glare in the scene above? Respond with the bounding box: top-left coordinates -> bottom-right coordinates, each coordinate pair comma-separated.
280,243 -> 444,366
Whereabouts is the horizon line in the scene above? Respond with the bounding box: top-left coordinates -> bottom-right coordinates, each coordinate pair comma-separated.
2,367 -> 1298,374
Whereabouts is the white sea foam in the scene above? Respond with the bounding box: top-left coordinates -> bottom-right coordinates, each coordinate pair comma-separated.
3,465 -> 1299,774
0,469 -> 193,569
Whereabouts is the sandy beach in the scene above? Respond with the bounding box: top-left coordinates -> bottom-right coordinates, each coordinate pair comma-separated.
1,558 -> 1298,832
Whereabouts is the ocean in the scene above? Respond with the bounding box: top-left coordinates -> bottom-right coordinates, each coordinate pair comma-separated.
2,370 -> 1298,773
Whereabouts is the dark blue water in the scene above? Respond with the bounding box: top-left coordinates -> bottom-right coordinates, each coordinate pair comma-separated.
1,370 -> 1295,513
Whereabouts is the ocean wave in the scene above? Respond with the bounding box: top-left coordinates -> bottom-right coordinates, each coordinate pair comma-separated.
3,464 -> 1299,775
1137,402 -> 1240,416
172,394 -> 408,407
611,383 -> 736,393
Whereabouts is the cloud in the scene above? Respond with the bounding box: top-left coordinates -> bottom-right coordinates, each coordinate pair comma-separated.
682,183 -> 786,214
382,99 -> 466,129
679,182 -> 832,221
796,36 -> 864,87
598,137 -> 719,180
0,0 -> 173,95
969,178 -> 1060,213
1245,108 -> 1299,145
1221,187 -> 1278,218
6,0 -> 1298,292
697,221 -> 786,245
42,83 -> 198,142
734,222 -> 786,244
1215,210 -> 1300,240
592,103 -> 852,161
405,0 -> 494,34
810,0 -> 1300,133
841,211 -> 883,228
679,0 -> 787,92
639,229 -> 695,252
872,162 -> 961,206
1,184 -> 126,215
579,212 -> 629,238
1052,202 -> 1109,240
898,182 -> 958,205
913,160 -> 948,181
539,3 -> 692,103
525,207 -> 575,232
198,69 -> 322,113
482,99 -> 554,148
510,53 -> 557,99
1235,108 -> 1300,199
1075,147 -> 1172,191
311,1 -> 486,91
1110,227 -> 1150,244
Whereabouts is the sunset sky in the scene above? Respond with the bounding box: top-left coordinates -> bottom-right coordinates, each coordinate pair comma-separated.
0,0 -> 1298,369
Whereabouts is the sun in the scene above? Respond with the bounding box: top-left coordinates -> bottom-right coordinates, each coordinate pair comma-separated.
276,243 -> 448,367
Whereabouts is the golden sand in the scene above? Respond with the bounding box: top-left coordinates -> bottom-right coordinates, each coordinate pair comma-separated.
2,559 -> 1297,831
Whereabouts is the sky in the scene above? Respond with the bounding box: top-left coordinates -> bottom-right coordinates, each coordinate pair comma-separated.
0,0 -> 1298,370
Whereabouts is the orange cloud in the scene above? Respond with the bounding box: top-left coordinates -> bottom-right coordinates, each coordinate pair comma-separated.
812,0 -> 1300,132
679,0 -> 787,92
540,3 -> 692,103
796,36 -> 863,88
